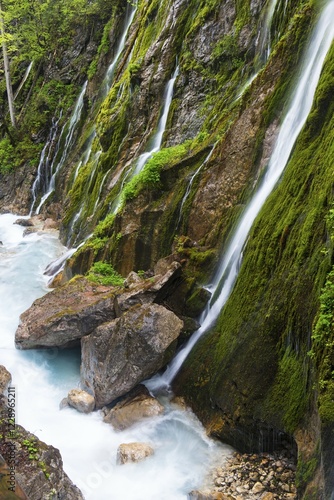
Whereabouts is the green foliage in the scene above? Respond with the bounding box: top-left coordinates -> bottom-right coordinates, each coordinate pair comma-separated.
211,35 -> 243,70
265,349 -> 308,432
86,261 -> 124,286
22,438 -> 38,460
122,142 -> 191,202
0,138 -> 17,172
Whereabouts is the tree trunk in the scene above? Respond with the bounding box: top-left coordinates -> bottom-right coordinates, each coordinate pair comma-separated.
0,2 -> 16,128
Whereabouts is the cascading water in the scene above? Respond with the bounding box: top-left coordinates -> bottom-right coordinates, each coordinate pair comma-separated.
0,214 -> 233,499
67,3 -> 137,237
31,81 -> 87,214
133,65 -> 179,178
146,0 -> 334,392
29,113 -> 62,215
111,64 -> 180,213
235,0 -> 279,99
101,2 -> 137,98
176,143 -> 217,230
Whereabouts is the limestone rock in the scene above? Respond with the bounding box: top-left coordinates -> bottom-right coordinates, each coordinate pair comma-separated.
67,389 -> 95,413
103,385 -> 164,430
81,303 -> 183,407
0,365 -> 11,394
116,442 -> 154,465
15,277 -> 116,349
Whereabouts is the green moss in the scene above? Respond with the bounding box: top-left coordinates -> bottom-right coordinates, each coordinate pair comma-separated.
86,261 -> 124,286
176,10 -> 334,445
121,142 -> 192,203
264,349 -> 308,432
296,455 -> 318,490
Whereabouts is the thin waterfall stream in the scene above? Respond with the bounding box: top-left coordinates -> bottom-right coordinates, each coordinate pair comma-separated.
146,0 -> 334,392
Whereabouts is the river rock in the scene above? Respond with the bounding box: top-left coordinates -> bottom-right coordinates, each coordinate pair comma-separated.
103,385 -> 164,430
15,277 -> 117,349
0,398 -> 83,499
0,365 -> 11,394
116,442 -> 154,465
67,389 -> 95,413
81,303 -> 183,407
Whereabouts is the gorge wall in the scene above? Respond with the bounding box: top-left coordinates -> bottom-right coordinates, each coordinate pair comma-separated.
1,0 -> 333,498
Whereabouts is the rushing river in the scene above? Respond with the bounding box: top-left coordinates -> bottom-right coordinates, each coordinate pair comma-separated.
0,213 -> 232,499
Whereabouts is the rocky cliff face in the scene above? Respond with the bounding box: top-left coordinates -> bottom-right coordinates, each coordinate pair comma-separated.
2,0 -> 334,498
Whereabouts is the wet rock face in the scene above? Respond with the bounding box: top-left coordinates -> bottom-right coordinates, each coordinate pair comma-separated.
81,302 -> 183,407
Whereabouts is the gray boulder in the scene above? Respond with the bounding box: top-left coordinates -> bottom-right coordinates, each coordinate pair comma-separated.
81,303 -> 183,407
15,277 -> 116,349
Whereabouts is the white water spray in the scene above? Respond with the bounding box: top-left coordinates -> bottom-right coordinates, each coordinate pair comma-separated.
31,82 -> 87,214
146,0 -> 334,392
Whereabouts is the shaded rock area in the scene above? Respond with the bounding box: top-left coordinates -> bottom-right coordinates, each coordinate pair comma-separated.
116,442 -> 154,465
81,302 -> 183,407
102,385 -> 164,430
0,369 -> 83,500
190,452 -> 297,500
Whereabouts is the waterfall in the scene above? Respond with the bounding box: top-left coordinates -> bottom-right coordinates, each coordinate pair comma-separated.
235,0 -> 279,99
101,2 -> 137,98
257,0 -> 279,65
145,0 -> 334,392
0,213 -> 233,499
31,81 -> 87,215
111,64 -> 180,214
176,143 -> 217,230
29,113 -> 62,215
133,65 -> 179,178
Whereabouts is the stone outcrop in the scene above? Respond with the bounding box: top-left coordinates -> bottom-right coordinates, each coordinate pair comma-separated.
0,369 -> 83,499
102,385 -> 164,430
0,365 -> 11,394
81,302 -> 183,407
15,277 -> 116,349
67,389 -> 95,413
116,442 -> 154,465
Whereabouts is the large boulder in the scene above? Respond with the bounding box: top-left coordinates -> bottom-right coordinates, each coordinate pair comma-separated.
15,277 -> 116,349
81,303 -> 183,407
103,385 -> 164,430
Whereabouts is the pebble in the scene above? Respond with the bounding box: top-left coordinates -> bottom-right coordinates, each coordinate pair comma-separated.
195,451 -> 297,500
